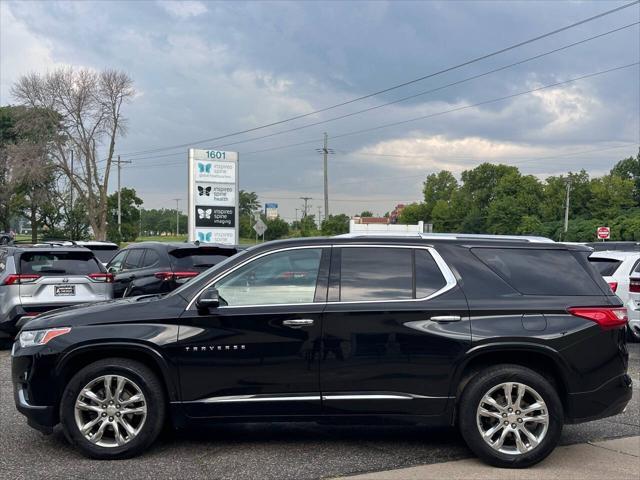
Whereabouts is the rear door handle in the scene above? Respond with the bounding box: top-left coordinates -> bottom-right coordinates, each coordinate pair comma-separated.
283,319 -> 315,328
430,315 -> 462,322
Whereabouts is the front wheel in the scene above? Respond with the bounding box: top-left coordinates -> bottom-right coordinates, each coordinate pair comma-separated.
458,364 -> 563,468
60,358 -> 166,459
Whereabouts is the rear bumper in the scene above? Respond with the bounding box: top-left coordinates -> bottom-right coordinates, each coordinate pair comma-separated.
627,299 -> 640,337
566,373 -> 633,424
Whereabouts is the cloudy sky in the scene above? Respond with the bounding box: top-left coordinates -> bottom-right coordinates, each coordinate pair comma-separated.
1,0 -> 639,220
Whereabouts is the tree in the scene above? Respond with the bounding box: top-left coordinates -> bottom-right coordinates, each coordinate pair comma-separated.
357,210 -> 374,217
12,67 -> 135,240
321,214 -> 350,235
486,172 -> 544,234
611,150 -> 640,206
107,187 -> 143,243
0,105 -> 62,241
239,190 -> 260,216
397,202 -> 429,224
588,175 -> 635,220
422,170 -> 458,218
264,217 -> 290,240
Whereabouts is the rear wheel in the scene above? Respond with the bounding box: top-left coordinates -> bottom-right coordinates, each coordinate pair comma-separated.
60,358 -> 166,459
458,364 -> 563,468
627,326 -> 640,343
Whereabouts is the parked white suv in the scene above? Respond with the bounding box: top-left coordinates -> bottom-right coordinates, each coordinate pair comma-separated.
589,250 -> 640,342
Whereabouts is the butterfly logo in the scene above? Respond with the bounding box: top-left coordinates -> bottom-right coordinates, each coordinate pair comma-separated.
197,208 -> 212,220
198,232 -> 212,242
197,186 -> 212,196
197,162 -> 212,174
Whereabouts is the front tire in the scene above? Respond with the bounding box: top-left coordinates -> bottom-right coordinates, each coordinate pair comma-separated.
60,358 -> 166,459
458,364 -> 563,468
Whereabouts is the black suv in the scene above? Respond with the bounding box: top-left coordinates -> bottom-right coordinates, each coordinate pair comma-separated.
106,242 -> 238,297
12,236 -> 632,467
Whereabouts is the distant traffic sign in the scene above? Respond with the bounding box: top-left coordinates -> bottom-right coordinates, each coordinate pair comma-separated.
597,226 -> 610,240
253,218 -> 268,236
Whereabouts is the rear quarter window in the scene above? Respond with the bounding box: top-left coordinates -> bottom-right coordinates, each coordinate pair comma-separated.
472,248 -> 602,296
19,251 -> 102,276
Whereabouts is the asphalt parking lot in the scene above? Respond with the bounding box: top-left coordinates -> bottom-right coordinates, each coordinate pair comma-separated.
0,344 -> 638,480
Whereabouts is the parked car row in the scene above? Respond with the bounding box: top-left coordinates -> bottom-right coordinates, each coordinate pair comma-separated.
10,234 -> 632,468
0,241 -> 238,339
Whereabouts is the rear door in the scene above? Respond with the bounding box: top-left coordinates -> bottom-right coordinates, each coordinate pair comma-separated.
320,245 -> 470,417
112,249 -> 145,297
18,250 -> 111,309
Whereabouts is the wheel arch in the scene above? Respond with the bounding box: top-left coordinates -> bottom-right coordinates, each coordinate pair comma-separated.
451,344 -> 571,420
56,342 -> 180,405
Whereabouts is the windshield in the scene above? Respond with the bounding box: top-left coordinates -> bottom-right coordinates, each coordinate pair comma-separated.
166,248 -> 252,299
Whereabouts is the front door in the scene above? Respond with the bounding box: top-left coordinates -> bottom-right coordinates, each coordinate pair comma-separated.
178,246 -> 330,418
321,245 -> 470,417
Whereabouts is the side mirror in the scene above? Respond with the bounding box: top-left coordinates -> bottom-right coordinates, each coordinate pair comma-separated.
107,266 -> 118,274
196,287 -> 220,311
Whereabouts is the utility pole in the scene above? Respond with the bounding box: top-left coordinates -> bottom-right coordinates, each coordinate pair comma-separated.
300,197 -> 312,218
316,132 -> 334,220
115,155 -> 132,235
317,206 -> 322,229
69,149 -> 74,240
173,198 -> 181,236
563,178 -> 571,239
295,208 -> 299,222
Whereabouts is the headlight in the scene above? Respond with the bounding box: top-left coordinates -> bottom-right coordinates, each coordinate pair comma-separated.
19,327 -> 71,348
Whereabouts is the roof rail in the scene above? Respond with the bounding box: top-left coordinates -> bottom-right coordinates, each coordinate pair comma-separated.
335,232 -> 555,243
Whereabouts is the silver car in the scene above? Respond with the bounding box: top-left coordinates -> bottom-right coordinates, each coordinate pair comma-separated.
0,245 -> 113,339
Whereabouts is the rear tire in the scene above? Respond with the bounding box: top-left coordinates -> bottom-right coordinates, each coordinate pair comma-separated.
458,364 -> 563,468
60,358 -> 166,459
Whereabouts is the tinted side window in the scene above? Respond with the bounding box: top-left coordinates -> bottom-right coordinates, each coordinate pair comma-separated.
588,258 -> 622,277
340,247 -> 412,301
415,250 -> 446,298
141,249 -> 161,268
123,249 -> 144,270
472,248 -> 602,296
107,250 -> 127,272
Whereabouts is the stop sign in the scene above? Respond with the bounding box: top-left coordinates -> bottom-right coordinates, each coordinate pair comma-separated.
597,226 -> 610,240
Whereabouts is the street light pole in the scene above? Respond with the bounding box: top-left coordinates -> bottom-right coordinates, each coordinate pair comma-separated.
174,198 -> 180,236
115,155 -> 132,236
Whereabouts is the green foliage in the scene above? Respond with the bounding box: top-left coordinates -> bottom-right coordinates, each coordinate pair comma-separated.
321,214 -> 350,236
357,210 -> 374,217
107,188 -> 143,243
264,216 -> 290,240
394,158 -> 639,241
291,215 -> 320,237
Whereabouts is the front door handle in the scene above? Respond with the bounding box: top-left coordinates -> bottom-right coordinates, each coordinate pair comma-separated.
430,315 -> 462,322
283,319 -> 315,328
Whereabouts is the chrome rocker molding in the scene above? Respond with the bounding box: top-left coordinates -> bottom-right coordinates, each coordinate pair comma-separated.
180,392 -> 452,404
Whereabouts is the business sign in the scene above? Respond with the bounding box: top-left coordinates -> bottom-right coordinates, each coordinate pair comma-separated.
597,226 -> 610,240
265,202 -> 278,220
188,149 -> 238,245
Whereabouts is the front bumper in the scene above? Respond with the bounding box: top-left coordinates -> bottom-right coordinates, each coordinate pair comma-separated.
11,344 -> 60,433
566,373 -> 633,424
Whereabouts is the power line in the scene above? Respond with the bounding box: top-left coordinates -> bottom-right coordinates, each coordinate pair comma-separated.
156,22 -> 638,156
115,1 -> 639,159
240,62 -> 639,156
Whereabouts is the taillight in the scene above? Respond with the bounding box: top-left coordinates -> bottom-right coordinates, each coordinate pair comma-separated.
630,278 -> 640,293
608,281 -> 618,293
154,271 -> 199,281
568,307 -> 628,330
88,273 -> 114,283
3,274 -> 40,285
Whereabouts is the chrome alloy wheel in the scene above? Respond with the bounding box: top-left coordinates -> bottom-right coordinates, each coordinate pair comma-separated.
74,375 -> 147,448
476,382 -> 549,455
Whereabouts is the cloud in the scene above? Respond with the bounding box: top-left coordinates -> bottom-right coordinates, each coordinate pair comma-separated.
157,1 -> 207,19
0,3 -> 60,102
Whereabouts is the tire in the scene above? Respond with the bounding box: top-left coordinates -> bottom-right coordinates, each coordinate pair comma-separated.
458,364 -> 563,468
59,358 -> 166,459
626,326 -> 640,343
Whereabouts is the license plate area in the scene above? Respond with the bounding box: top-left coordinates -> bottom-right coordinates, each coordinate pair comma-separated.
54,285 -> 76,296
